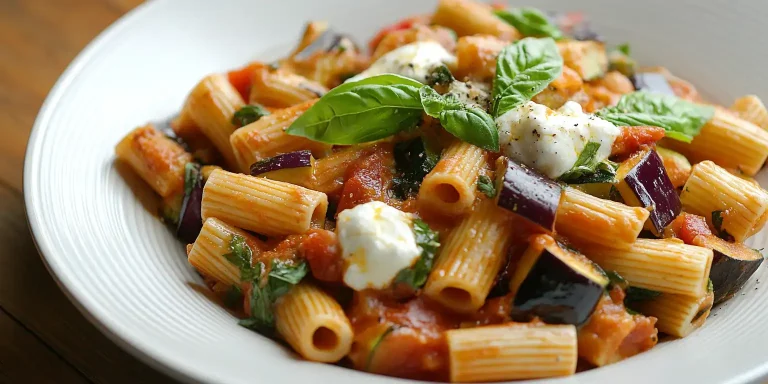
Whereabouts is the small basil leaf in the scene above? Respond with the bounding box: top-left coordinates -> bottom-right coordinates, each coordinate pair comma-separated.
224,234 -> 258,282
420,86 -> 499,151
232,104 -> 270,127
394,219 -> 440,289
492,37 -> 563,118
476,175 -> 497,198
494,8 -> 564,40
595,91 -> 715,143
392,138 -> 439,199
286,74 -> 424,145
558,142 -> 616,184
240,259 -> 308,333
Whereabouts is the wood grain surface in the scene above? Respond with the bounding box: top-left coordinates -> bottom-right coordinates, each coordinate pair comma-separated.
0,0 -> 176,382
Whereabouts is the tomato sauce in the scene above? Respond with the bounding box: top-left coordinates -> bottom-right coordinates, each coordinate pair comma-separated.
301,229 -> 344,283
336,144 -> 396,214
611,126 -> 666,158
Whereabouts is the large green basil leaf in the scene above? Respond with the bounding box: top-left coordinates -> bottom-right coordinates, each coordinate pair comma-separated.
492,37 -> 563,118
286,74 -> 424,144
420,86 -> 499,151
596,91 -> 715,143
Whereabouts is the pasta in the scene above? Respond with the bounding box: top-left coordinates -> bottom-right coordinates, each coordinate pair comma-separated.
582,239 -> 713,297
680,160 -> 768,242
661,108 -> 768,176
446,324 -> 577,382
275,283 -> 354,362
229,100 -> 332,173
201,169 -> 328,236
424,198 -> 514,313
184,74 -> 245,169
115,2 -> 768,380
418,140 -> 487,216
115,124 -> 192,197
555,187 -> 649,249
188,218 -> 267,286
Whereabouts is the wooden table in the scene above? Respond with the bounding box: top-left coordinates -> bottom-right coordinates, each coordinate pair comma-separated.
0,1 -> 176,382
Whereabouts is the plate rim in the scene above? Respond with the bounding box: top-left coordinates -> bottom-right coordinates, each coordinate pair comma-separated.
20,0 -> 768,383
22,0 -> 203,382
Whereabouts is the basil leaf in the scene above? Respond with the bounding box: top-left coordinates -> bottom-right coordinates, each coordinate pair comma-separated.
286,74 -> 424,145
617,43 -> 631,56
240,259 -> 308,333
494,8 -> 564,40
224,235 -> 258,282
476,175 -> 497,198
232,104 -> 270,127
420,86 -> 499,151
595,91 -> 715,143
558,142 -> 617,184
394,219 -> 440,289
492,37 -> 563,118
605,270 -> 628,290
392,138 -> 439,199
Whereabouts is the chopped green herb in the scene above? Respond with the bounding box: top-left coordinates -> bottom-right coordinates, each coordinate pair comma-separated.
224,235 -> 258,282
711,210 -> 733,240
608,185 -> 624,203
477,175 -> 497,198
366,326 -> 397,371
392,138 -> 439,199
625,307 -> 640,316
394,219 -> 440,289
426,65 -> 455,86
183,162 -> 202,196
232,104 -> 271,127
617,43 -> 631,56
239,259 -> 309,333
707,278 -> 714,293
558,142 -> 617,184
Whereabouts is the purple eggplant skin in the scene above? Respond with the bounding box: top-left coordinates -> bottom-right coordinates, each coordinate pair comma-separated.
619,149 -> 681,235
176,164 -> 204,244
695,235 -> 764,305
495,158 -> 563,232
630,73 -> 675,96
250,150 -> 313,176
510,235 -> 608,326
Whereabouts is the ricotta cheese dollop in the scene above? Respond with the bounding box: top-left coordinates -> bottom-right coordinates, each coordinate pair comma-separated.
495,101 -> 621,179
336,201 -> 421,290
346,41 -> 457,84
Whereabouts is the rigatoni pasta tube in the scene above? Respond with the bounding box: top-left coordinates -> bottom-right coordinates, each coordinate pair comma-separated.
660,108 -> 768,176
187,218 -> 267,286
115,124 -> 192,197
446,324 -> 577,382
275,283 -> 353,363
312,145 -> 372,195
432,0 -> 520,41
555,187 -> 649,249
230,100 -> 332,173
634,291 -> 714,338
185,74 -> 245,168
249,65 -> 327,108
730,95 -> 768,131
455,35 -> 507,81
424,199 -> 514,313
418,140 -> 487,216
583,239 -> 713,297
202,169 -> 328,236
680,161 -> 768,242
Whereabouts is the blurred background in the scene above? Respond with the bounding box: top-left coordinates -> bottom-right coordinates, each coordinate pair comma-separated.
1,1 -> 174,382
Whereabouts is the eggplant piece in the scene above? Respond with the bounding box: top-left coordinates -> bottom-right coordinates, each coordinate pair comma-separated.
557,40 -> 608,81
176,163 -> 204,244
693,235 -> 764,304
250,150 -> 314,185
494,157 -> 563,232
608,49 -> 635,78
510,234 -> 608,326
631,73 -> 675,96
547,11 -> 602,42
615,149 -> 681,236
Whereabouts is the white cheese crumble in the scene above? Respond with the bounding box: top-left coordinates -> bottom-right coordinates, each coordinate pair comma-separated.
495,101 -> 620,179
336,201 -> 421,290
346,41 -> 457,84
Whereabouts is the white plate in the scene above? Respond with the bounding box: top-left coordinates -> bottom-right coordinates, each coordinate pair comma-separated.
24,0 -> 768,383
